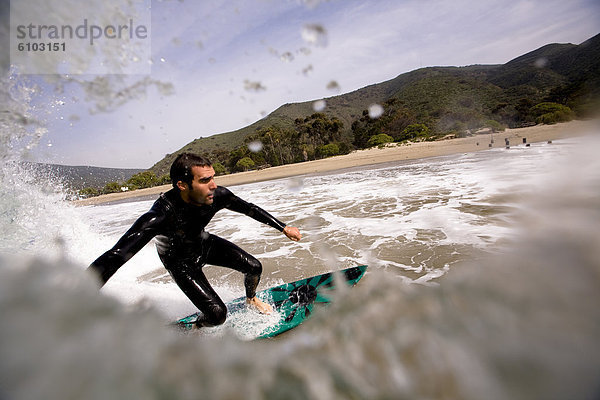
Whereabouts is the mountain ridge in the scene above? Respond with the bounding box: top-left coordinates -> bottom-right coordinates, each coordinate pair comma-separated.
24,162 -> 144,191
146,33 -> 599,176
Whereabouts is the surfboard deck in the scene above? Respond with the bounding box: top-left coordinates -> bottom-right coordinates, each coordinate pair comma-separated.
174,265 -> 367,339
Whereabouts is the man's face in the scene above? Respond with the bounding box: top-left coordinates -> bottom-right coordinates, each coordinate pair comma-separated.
178,165 -> 217,206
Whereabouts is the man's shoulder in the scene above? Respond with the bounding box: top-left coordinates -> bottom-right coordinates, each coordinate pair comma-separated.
213,186 -> 238,208
214,186 -> 235,201
214,186 -> 232,197
153,188 -> 179,211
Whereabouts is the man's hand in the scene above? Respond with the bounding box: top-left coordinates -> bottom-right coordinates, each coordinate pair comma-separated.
283,226 -> 302,241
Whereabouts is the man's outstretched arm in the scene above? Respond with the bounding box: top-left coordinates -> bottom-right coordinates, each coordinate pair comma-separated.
88,211 -> 165,285
222,187 -> 302,239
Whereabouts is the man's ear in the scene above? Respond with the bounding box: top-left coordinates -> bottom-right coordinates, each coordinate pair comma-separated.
176,180 -> 188,191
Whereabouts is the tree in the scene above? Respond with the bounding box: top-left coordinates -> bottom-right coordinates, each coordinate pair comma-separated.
367,134 -> 394,147
158,174 -> 171,185
530,102 -> 574,124
126,171 -> 159,190
317,143 -> 340,157
485,119 -> 505,132
228,147 -> 250,171
515,98 -> 535,124
244,126 -> 291,166
294,113 -> 344,160
401,124 -> 430,140
78,187 -> 99,198
102,181 -> 122,194
352,100 -> 416,148
212,162 -> 227,175
235,157 -> 255,172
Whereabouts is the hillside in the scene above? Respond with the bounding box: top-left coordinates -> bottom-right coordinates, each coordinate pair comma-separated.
25,162 -> 144,190
149,33 -> 600,176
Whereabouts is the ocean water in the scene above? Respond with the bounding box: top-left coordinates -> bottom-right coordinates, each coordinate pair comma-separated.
1,126 -> 600,399
3,0 -> 599,395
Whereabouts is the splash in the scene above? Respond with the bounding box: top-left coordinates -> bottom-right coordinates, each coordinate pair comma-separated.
10,0 -> 151,75
0,71 -> 44,163
0,0 -> 173,262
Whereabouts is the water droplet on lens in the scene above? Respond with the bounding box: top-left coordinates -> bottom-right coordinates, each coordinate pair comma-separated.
248,141 -> 263,152
368,104 -> 384,118
313,99 -> 326,111
302,65 -> 314,76
244,80 -> 267,92
280,52 -> 294,62
301,24 -> 328,47
534,57 -> 548,68
326,80 -> 340,92
287,177 -> 304,192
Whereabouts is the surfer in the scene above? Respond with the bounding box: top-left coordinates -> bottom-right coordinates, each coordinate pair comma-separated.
88,153 -> 302,327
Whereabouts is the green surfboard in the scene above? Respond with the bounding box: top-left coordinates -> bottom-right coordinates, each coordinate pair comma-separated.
174,265 -> 367,339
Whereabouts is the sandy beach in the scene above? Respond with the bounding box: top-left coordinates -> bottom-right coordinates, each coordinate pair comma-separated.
73,119 -> 598,206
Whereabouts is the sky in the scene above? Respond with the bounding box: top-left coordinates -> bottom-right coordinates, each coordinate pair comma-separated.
15,0 -> 600,169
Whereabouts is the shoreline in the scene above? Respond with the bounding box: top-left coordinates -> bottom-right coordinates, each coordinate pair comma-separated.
73,119 -> 597,206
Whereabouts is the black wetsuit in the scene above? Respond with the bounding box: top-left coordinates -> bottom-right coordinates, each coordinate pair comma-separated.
89,186 -> 286,327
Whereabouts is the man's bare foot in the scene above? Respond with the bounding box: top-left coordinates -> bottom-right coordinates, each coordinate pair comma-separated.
246,296 -> 273,315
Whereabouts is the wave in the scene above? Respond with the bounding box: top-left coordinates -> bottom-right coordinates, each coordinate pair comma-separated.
1,205 -> 599,400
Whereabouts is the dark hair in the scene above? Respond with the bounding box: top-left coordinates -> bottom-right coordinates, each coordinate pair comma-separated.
170,153 -> 212,189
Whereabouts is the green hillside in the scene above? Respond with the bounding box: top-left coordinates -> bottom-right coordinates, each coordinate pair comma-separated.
147,33 -> 599,177
24,162 -> 144,192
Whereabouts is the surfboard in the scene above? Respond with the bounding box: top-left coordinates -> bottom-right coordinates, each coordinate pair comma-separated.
174,265 -> 367,339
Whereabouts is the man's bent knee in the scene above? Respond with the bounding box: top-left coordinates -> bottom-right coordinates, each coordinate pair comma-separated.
197,303 -> 227,327
247,256 -> 262,276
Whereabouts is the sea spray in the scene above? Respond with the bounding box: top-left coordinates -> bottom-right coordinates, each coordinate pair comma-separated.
0,63 -> 73,256
0,9 -> 172,259
0,93 -> 88,257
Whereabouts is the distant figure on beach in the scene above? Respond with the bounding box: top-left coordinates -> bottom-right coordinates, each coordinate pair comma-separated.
89,153 -> 302,327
